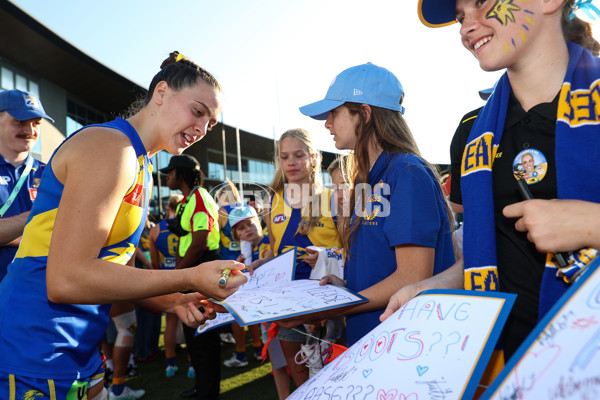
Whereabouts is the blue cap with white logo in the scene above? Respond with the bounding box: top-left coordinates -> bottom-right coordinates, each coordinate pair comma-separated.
229,205 -> 258,228
299,62 -> 405,120
0,89 -> 54,123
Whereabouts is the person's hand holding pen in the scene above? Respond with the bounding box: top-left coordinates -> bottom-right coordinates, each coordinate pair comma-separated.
187,259 -> 247,301
508,168 -> 570,267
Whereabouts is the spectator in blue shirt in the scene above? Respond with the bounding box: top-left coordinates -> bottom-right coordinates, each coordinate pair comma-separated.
0,89 -> 54,280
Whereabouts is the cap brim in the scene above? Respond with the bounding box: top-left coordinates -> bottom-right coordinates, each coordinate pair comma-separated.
418,0 -> 458,28
299,99 -> 345,121
479,88 -> 494,101
159,166 -> 173,174
231,216 -> 253,227
7,109 -> 55,123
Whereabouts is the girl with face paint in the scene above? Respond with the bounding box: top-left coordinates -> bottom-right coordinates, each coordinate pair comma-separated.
382,0 -> 600,366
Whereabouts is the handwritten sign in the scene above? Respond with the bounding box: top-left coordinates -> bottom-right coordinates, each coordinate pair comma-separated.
196,249 -> 297,334
196,248 -> 365,332
483,257 -> 600,400
220,279 -> 366,326
288,289 -> 515,400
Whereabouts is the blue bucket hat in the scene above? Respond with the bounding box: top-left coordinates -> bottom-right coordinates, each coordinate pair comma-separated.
418,0 -> 457,28
299,62 -> 405,120
0,89 -> 54,123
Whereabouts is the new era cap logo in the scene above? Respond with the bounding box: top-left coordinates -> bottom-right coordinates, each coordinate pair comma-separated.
353,89 -> 363,96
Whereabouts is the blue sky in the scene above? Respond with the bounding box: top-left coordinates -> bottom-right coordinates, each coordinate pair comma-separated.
12,0 -> 588,163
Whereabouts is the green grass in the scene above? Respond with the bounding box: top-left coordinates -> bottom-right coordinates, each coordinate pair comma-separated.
121,318 -> 284,400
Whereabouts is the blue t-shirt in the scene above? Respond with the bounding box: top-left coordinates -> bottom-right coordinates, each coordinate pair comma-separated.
345,152 -> 456,346
0,154 -> 45,280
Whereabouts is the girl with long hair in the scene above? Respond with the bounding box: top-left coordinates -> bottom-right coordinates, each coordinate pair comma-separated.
266,128 -> 343,387
295,62 -> 456,347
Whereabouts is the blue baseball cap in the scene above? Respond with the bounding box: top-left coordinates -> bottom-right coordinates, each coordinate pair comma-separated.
479,81 -> 498,100
299,62 -> 405,120
0,89 -> 54,123
479,87 -> 494,101
418,0 -> 457,28
229,205 -> 258,228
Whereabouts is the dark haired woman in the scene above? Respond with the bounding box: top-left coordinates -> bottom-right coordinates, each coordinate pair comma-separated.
0,52 -> 245,400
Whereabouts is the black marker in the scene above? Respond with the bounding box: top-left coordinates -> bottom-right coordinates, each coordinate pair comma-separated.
514,174 -> 569,268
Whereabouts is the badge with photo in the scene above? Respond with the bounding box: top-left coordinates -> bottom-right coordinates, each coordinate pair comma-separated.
512,149 -> 548,185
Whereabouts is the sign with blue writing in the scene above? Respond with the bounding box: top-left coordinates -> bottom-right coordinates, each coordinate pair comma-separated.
196,248 -> 367,333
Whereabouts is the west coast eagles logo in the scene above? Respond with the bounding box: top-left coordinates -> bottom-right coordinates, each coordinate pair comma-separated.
23,94 -> 39,108
21,390 -> 44,400
363,208 -> 379,221
486,0 -> 520,25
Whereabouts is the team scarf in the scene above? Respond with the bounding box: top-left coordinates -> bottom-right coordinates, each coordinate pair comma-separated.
462,42 -> 600,320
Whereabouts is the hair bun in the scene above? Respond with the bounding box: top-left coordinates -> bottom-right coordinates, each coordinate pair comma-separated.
160,51 -> 199,70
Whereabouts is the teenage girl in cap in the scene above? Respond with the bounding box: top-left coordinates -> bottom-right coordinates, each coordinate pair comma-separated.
0,52 -> 246,400
382,0 -> 600,364
292,62 -> 456,347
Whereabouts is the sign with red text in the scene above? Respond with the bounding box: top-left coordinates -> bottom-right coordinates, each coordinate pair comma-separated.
288,290 -> 515,400
483,257 -> 600,400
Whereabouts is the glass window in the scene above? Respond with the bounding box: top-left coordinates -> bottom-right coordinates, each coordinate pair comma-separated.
66,116 -> 83,136
15,74 -> 28,91
208,162 -> 225,181
30,136 -> 42,161
28,81 -> 39,98
66,99 -> 106,136
157,151 -> 172,172
1,68 -> 14,90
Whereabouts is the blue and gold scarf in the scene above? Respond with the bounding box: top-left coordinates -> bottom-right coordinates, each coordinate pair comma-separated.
462,42 -> 600,320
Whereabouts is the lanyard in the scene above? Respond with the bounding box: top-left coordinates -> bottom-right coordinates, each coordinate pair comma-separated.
0,156 -> 34,218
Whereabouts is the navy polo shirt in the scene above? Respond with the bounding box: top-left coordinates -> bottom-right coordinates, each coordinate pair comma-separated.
345,152 -> 455,346
0,153 -> 45,280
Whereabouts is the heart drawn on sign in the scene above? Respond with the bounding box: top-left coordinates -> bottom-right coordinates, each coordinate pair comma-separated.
377,389 -> 397,400
275,273 -> 285,281
398,393 -> 418,400
362,369 -> 372,378
416,365 -> 429,376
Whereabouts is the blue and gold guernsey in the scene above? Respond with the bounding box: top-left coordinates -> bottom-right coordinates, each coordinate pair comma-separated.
219,203 -> 242,260
250,235 -> 270,261
269,189 -> 341,280
0,118 -> 152,379
155,219 -> 178,269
